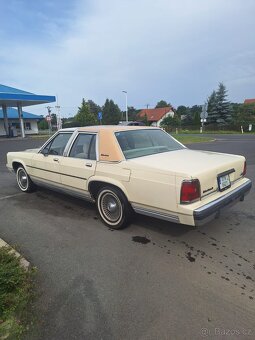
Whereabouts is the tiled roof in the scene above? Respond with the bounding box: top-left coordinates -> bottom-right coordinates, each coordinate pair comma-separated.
138,107 -> 173,122
0,107 -> 43,120
244,99 -> 255,104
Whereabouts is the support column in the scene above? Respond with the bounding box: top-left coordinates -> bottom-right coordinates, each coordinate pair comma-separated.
2,104 -> 9,137
17,103 -> 25,138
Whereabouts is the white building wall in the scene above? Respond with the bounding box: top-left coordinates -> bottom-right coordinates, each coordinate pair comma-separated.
157,110 -> 174,127
0,119 -> 39,136
25,120 -> 39,134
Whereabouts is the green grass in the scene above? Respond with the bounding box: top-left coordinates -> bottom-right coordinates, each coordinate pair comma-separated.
29,134 -> 51,139
172,135 -> 214,144
176,129 -> 255,134
0,246 -> 36,340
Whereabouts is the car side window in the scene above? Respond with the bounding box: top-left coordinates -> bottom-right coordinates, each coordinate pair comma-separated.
69,134 -> 96,160
43,133 -> 72,156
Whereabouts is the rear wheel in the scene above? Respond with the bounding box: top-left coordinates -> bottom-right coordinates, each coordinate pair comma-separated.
16,166 -> 35,192
96,186 -> 131,229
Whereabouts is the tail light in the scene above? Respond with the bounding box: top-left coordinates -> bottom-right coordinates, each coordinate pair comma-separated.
180,179 -> 201,204
242,161 -> 247,176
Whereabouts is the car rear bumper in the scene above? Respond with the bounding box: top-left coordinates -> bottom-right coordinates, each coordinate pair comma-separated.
193,179 -> 252,226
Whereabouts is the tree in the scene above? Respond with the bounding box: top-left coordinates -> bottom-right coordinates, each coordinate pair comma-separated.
126,106 -> 138,121
160,115 -> 180,128
87,100 -> 101,116
51,113 -> 57,126
102,99 -> 121,125
62,117 -> 81,128
176,105 -> 188,119
207,90 -> 218,124
207,83 -> 232,125
232,103 -> 255,126
216,82 -> 232,124
190,105 -> 202,125
38,119 -> 49,130
155,100 -> 171,108
75,98 -> 97,126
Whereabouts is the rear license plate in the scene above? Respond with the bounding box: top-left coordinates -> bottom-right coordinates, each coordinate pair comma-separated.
218,174 -> 231,191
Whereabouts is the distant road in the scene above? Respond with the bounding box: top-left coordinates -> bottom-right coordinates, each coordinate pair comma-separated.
188,134 -> 255,165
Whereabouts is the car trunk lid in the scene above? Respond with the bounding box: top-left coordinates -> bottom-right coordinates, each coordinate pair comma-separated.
128,149 -> 245,199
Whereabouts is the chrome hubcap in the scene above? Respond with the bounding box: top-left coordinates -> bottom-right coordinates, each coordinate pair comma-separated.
107,201 -> 117,212
18,169 -> 28,189
101,193 -> 121,222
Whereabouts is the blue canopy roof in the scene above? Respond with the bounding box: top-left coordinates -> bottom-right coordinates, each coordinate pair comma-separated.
0,107 -> 43,120
0,84 -> 56,107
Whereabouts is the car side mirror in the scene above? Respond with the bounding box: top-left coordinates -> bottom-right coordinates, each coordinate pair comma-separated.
41,148 -> 49,156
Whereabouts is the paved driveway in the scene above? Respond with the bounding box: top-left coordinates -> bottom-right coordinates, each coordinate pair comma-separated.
0,135 -> 254,340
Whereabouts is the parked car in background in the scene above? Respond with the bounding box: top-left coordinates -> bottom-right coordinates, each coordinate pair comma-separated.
6,126 -> 252,229
118,121 -> 145,126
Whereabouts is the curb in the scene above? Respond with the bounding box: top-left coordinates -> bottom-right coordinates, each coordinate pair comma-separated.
0,238 -> 30,270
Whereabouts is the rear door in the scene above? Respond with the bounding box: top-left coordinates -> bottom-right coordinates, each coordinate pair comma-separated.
60,133 -> 97,193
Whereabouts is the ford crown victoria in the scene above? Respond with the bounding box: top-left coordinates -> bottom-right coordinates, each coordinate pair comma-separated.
6,126 -> 252,229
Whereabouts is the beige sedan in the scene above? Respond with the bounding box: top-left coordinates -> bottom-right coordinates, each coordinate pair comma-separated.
6,126 -> 252,229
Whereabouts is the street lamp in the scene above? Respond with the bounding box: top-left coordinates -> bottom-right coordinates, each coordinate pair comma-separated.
122,90 -> 128,122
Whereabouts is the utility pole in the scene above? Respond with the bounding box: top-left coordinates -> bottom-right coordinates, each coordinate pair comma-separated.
46,106 -> 53,135
55,105 -> 61,130
200,102 -> 208,133
122,90 -> 128,122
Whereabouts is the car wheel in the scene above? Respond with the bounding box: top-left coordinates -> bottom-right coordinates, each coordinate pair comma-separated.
97,186 -> 131,229
16,166 -> 35,192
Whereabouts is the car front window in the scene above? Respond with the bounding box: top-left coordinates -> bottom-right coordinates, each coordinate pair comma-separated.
42,133 -> 73,156
115,129 -> 185,159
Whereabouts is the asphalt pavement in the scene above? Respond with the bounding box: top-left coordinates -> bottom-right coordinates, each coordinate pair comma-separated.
0,135 -> 254,340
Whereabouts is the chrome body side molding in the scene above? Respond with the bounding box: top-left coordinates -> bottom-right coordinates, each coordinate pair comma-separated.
131,204 -> 180,224
30,176 -> 95,203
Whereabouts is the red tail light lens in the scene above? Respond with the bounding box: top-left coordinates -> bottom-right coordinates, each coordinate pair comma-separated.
180,179 -> 201,204
242,161 -> 247,176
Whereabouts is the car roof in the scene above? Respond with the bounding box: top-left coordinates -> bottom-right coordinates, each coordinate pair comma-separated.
59,125 -> 159,133
58,125 -> 161,162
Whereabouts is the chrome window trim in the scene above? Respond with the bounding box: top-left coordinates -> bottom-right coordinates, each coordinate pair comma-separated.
63,129 -> 79,156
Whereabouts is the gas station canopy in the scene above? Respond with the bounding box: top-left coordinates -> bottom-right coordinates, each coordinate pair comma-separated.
0,84 -> 56,137
0,84 -> 56,107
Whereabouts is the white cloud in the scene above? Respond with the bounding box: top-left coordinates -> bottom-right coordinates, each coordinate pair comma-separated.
1,0 -> 255,116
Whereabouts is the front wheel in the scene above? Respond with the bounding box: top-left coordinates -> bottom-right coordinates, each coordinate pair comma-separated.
96,186 -> 131,229
16,166 -> 35,192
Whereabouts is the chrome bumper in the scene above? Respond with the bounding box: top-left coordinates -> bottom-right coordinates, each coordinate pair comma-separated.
193,179 -> 252,226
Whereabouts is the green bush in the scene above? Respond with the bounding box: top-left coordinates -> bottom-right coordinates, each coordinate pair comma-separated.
0,246 -> 35,339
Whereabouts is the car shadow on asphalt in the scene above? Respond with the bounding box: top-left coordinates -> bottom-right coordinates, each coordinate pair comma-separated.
20,187 -> 200,238
130,213 -> 194,237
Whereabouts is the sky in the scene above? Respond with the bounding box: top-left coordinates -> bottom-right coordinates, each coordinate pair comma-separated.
0,0 -> 255,117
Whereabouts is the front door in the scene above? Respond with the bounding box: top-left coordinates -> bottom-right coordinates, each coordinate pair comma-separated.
30,132 -> 73,184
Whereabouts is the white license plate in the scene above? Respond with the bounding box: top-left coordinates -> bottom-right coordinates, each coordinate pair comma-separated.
218,174 -> 231,191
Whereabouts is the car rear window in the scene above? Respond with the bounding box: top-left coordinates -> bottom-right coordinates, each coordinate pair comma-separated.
115,129 -> 184,159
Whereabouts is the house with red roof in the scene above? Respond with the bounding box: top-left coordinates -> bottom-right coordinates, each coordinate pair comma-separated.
244,99 -> 255,104
138,107 -> 175,127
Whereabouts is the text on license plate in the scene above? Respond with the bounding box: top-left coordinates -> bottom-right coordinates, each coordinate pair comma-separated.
218,174 -> 231,191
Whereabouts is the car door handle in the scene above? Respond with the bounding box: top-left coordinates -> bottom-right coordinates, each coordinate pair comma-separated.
53,158 -> 59,162
86,162 -> 92,167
